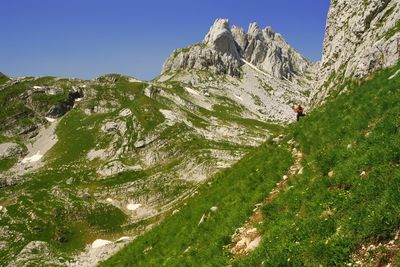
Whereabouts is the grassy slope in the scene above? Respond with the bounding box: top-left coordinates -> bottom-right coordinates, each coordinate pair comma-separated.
102,143 -> 292,266
103,63 -> 400,266
1,75 -> 281,265
236,64 -> 400,266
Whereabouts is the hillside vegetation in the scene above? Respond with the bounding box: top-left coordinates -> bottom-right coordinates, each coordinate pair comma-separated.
0,73 -> 280,265
103,63 -> 400,266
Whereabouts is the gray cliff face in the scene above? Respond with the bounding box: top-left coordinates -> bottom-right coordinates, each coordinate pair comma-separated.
162,45 -> 242,77
312,0 -> 400,104
162,19 -> 313,80
241,23 -> 311,80
203,18 -> 241,60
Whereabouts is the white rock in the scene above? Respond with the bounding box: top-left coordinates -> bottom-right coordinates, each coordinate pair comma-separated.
389,69 -> 400,80
87,149 -> 107,161
101,121 -> 119,133
116,236 -> 130,242
21,151 -> 43,164
184,87 -> 199,95
198,213 -> 206,225
119,108 -> 132,117
91,239 -> 112,249
127,203 -> 141,211
210,206 -> 218,213
245,236 -> 262,252
45,117 -> 56,123
172,209 -> 180,215
234,94 -> 243,101
313,0 -> 400,105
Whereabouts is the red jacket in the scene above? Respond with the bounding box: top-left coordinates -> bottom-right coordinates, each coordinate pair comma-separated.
296,106 -> 304,113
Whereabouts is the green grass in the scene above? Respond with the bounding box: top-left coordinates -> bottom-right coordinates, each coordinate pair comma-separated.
385,20 -> 400,40
0,74 -> 9,85
234,63 -> 400,266
101,142 -> 292,266
0,158 -> 17,172
102,63 -> 400,266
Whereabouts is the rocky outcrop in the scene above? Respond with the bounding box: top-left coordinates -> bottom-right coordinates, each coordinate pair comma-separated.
0,143 -> 25,160
46,90 -> 83,118
203,18 -> 241,59
241,23 -> 311,80
162,45 -> 242,77
6,241 -> 64,267
162,19 -> 313,80
313,0 -> 400,104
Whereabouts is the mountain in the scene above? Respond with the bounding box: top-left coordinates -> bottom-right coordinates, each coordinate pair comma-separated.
0,74 -> 279,265
102,1 -> 400,266
161,19 -> 317,122
312,0 -> 400,103
163,18 -> 312,80
0,19 -> 317,264
1,0 -> 400,266
103,61 -> 400,267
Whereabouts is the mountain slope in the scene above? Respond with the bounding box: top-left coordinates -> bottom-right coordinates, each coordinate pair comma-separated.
0,73 -> 9,85
102,61 -> 400,267
0,73 -> 282,266
1,0 -> 399,265
160,19 -> 316,122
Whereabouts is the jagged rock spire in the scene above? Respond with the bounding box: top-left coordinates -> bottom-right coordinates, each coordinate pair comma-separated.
203,18 -> 241,60
162,18 -> 312,80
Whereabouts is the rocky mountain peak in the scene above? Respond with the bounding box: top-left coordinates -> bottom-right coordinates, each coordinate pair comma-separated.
203,18 -> 241,59
247,22 -> 262,38
231,25 -> 247,52
162,18 -> 313,81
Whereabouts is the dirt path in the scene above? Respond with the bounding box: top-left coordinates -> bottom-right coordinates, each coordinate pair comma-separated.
230,140 -> 303,258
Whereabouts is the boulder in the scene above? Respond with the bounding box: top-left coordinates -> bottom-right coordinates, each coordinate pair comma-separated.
102,121 -> 119,133
0,143 -> 24,159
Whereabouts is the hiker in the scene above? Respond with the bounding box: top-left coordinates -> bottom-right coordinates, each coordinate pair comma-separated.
295,104 -> 305,121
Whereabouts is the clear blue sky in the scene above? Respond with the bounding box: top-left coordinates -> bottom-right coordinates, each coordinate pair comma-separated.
1,0 -> 330,80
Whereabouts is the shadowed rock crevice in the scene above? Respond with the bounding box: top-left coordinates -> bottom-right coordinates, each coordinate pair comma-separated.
46,90 -> 84,118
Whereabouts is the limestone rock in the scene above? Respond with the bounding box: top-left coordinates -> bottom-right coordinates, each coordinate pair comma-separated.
162,44 -> 242,77
231,26 -> 248,52
203,18 -> 241,59
0,143 -> 25,159
46,90 -> 83,118
312,0 -> 400,105
243,23 -> 311,80
7,241 -> 64,267
162,18 -> 313,81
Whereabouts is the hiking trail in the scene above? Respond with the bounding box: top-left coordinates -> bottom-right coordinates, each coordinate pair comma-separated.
230,139 -> 304,258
